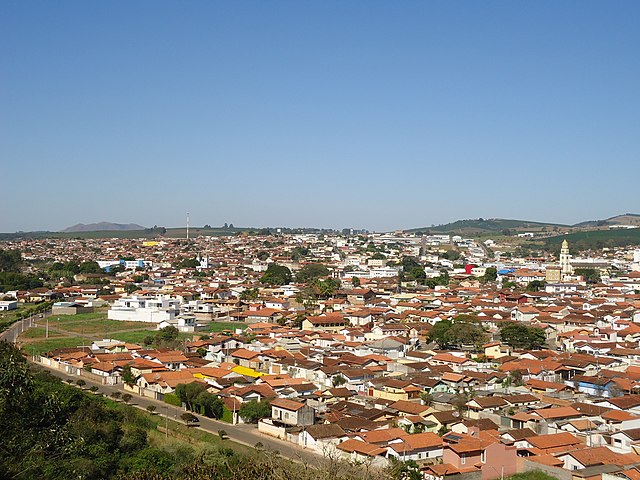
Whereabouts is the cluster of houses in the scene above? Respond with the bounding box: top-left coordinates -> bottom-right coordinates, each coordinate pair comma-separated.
7,232 -> 640,480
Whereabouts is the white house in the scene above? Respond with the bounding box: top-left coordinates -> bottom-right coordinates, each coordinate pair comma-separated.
108,295 -> 180,323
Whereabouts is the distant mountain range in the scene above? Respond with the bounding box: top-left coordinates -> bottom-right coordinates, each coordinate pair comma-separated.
61,222 -> 146,233
573,213 -> 640,228
406,213 -> 640,235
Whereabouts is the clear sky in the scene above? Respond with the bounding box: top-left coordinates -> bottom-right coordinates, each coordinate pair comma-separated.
1,1 -> 639,232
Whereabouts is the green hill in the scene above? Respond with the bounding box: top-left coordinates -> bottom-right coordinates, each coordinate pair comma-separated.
544,228 -> 640,250
406,218 -> 568,235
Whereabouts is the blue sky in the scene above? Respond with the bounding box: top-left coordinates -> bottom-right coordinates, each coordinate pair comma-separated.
1,1 -> 639,232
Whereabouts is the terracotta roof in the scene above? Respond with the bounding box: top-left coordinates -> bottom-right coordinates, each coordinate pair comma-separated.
270,398 -> 306,411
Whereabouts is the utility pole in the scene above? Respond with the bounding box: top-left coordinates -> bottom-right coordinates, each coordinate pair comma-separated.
186,212 -> 190,241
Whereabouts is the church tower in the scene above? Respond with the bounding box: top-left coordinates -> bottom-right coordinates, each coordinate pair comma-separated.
559,239 -> 573,276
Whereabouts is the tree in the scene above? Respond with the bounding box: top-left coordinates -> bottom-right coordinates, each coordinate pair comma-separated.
146,405 -> 156,414
312,277 -> 340,298
482,267 -> 497,283
178,258 -> 199,269
441,250 -> 461,261
500,322 -> 546,350
122,364 -> 136,385
296,263 -> 330,283
526,280 -> 546,292
260,264 -> 292,285
351,276 -> 361,287
401,256 -> 422,273
240,288 -> 259,301
175,382 -> 207,411
239,399 -> 272,423
0,249 -> 22,272
575,268 -> 601,284
121,393 -> 132,404
420,392 -> 434,407
194,391 -> 224,419
332,374 -> 347,387
79,261 -> 104,274
427,316 -> 487,351
157,325 -> 179,343
427,320 -> 453,349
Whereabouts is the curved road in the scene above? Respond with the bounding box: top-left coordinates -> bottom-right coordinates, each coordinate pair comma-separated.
7,314 -> 330,468
35,362 -> 328,467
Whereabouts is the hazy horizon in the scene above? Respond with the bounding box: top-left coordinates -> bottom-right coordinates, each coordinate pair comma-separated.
3,211 -> 639,235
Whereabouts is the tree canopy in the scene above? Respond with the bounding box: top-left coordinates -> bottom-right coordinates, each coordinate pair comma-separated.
575,268 -> 601,284
296,263 -> 330,283
482,267 -> 497,283
427,315 -> 488,351
238,399 -> 272,423
500,322 -> 546,350
259,264 -> 292,285
0,249 -> 22,272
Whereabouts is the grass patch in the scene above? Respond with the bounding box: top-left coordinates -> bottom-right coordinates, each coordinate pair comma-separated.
49,312 -> 109,324
109,330 -> 193,344
20,327 -> 64,339
506,471 -> 560,480
21,336 -> 90,355
59,319 -> 155,335
108,330 -> 156,344
206,321 -> 248,333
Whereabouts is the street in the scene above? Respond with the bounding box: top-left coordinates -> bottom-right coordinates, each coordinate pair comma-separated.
4,309 -> 332,468
31,359 -> 329,468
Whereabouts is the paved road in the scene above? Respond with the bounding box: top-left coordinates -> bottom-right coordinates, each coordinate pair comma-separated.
1,313 -> 40,342
33,362 -> 329,467
9,310 -> 331,467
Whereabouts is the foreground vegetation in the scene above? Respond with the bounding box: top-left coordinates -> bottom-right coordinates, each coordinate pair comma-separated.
1,341 -> 562,480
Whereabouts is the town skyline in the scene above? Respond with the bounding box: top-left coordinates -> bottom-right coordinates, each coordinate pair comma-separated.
1,211 -> 640,235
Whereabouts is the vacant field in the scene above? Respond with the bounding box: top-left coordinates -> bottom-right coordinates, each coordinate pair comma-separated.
19,311 -> 176,353
56,318 -> 155,335
206,321 -> 248,333
22,336 -> 90,355
48,312 -> 109,324
108,329 -> 193,344
20,327 -> 64,339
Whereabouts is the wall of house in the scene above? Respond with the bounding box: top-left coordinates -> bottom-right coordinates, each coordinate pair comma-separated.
523,459 -> 571,480
481,442 -> 517,480
258,418 -> 287,439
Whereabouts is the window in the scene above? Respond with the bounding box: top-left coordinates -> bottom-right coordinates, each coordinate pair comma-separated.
481,451 -> 486,463
461,454 -> 466,465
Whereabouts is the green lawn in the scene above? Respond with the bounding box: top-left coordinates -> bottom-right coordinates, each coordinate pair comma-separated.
206,321 -> 248,333
22,337 -> 91,356
107,330 -> 155,344
49,312 -> 109,324
20,327 -> 64,339
109,329 -> 193,344
506,471 -> 560,480
57,319 -> 155,335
